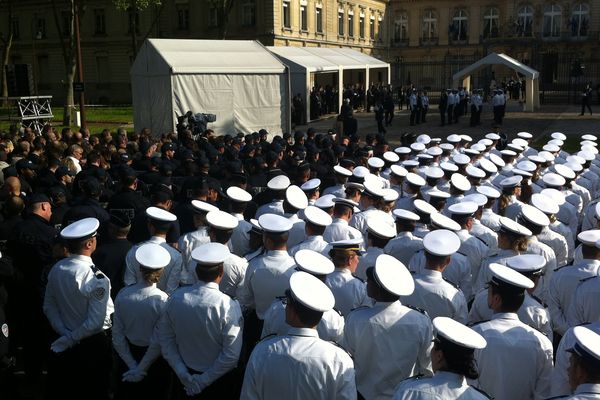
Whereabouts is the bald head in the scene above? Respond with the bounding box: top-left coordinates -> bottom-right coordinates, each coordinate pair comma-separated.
5,176 -> 21,196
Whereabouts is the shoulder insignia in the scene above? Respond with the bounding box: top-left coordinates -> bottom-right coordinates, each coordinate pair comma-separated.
442,277 -> 460,289
259,333 -> 277,342
93,286 -> 107,301
400,374 -> 424,383
406,304 -> 428,315
580,275 -> 598,284
468,320 -> 489,327
469,385 -> 493,399
351,274 -> 365,283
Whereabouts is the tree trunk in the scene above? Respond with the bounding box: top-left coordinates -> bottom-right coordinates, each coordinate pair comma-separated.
130,0 -> 138,57
63,52 -> 77,126
1,33 -> 12,99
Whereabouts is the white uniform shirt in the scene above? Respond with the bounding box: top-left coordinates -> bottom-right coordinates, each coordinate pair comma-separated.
112,282 -> 167,370
178,227 -> 210,284
287,214 -> 307,249
325,268 -> 370,316
255,200 -> 285,218
567,275 -> 600,327
456,230 -> 489,283
356,247 -> 385,281
384,232 -> 424,266
324,218 -> 363,243
158,281 -> 242,391
480,208 -> 502,232
547,259 -> 600,335
468,289 -> 552,339
528,237 -> 558,303
238,250 -> 296,318
125,236 -> 183,293
566,384 -> 600,399
475,249 -> 519,294
401,270 -> 468,323
581,198 -> 600,232
550,220 -> 575,261
538,226 -> 569,269
289,235 -> 329,257
44,255 -> 114,341
410,250 -> 473,301
322,184 -> 346,198
551,322 -> 600,397
394,371 -> 490,400
261,299 -> 345,343
343,301 -> 433,400
470,220 -> 498,255
241,327 -> 356,400
230,215 -> 253,257
471,313 -> 553,400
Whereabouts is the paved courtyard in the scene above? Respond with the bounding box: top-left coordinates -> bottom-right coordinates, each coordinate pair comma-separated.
297,101 -> 600,151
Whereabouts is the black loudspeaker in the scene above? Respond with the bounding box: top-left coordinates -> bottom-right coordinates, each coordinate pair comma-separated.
5,64 -> 34,97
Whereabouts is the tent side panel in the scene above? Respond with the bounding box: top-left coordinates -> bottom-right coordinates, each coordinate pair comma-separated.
232,73 -> 286,136
132,75 -> 151,134
171,74 -> 236,135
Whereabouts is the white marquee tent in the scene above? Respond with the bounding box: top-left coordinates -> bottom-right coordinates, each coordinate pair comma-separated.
452,53 -> 540,111
268,46 -> 390,121
131,39 -> 291,137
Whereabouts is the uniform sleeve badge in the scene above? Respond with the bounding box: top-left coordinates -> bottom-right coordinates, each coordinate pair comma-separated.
93,287 -> 106,301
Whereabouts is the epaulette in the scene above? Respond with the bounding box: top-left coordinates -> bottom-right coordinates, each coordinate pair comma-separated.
406,304 -> 428,316
349,306 -> 369,313
469,385 -> 493,399
333,308 -> 343,316
553,264 -> 569,272
259,333 -> 277,342
525,322 -> 548,337
468,319 -> 489,328
530,294 -> 544,306
400,374 -> 424,383
91,265 -> 105,280
577,322 -> 592,326
579,275 -> 598,284
443,277 -> 460,289
276,296 -> 286,301
410,270 -> 416,275
351,274 -> 365,283
327,340 -> 353,358
475,236 -> 488,247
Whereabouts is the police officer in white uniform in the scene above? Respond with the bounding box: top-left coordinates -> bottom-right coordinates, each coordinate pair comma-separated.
567,272 -> 600,328
261,249 -> 344,342
324,198 -> 363,243
470,263 -> 553,400
350,180 -> 394,243
238,214 -> 296,351
255,175 -> 290,218
548,230 -> 600,337
158,242 -> 243,398
384,209 -> 424,266
394,317 -> 490,400
322,165 -> 353,198
402,229 -> 468,323
284,185 -> 309,249
344,254 -> 433,399
112,243 -> 170,399
477,186 -> 502,232
43,217 -> 114,400
178,200 -> 218,282
125,207 -> 182,293
241,271 -> 356,400
325,238 -> 371,316
289,205 -> 332,256
468,254 -> 552,340
560,326 -> 600,399
227,186 -> 254,257
355,217 -> 396,281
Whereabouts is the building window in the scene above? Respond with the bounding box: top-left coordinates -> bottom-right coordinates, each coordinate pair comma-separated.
96,55 -> 111,86
242,0 -> 256,26
394,13 -> 408,43
450,9 -> 468,41
300,2 -> 308,31
209,4 -> 218,27
61,11 -> 71,37
34,17 -> 46,39
316,5 -> 323,33
516,6 -> 533,37
177,5 -> 190,30
348,11 -> 354,37
369,16 -> 375,39
422,10 -> 437,41
543,4 -> 562,37
338,8 -> 344,35
11,17 -> 20,40
378,16 -> 383,41
283,0 -> 291,29
483,8 -> 499,38
127,8 -> 140,34
94,9 -> 106,35
359,12 -> 365,38
570,4 -> 589,37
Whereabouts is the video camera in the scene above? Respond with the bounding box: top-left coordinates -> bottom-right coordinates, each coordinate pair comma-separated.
176,111 -> 217,137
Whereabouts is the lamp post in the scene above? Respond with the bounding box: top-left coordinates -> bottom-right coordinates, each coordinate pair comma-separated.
74,1 -> 86,129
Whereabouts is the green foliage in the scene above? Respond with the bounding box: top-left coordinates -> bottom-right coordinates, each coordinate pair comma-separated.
112,0 -> 161,11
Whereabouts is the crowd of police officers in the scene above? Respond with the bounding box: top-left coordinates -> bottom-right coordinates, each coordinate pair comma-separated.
1,122 -> 600,400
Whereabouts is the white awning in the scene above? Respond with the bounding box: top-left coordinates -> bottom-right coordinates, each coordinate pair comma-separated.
452,52 -> 539,81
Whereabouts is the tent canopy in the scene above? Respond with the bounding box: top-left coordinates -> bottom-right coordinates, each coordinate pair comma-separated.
267,47 -> 340,73
132,39 -> 287,76
452,53 -> 539,82
131,39 -> 290,137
